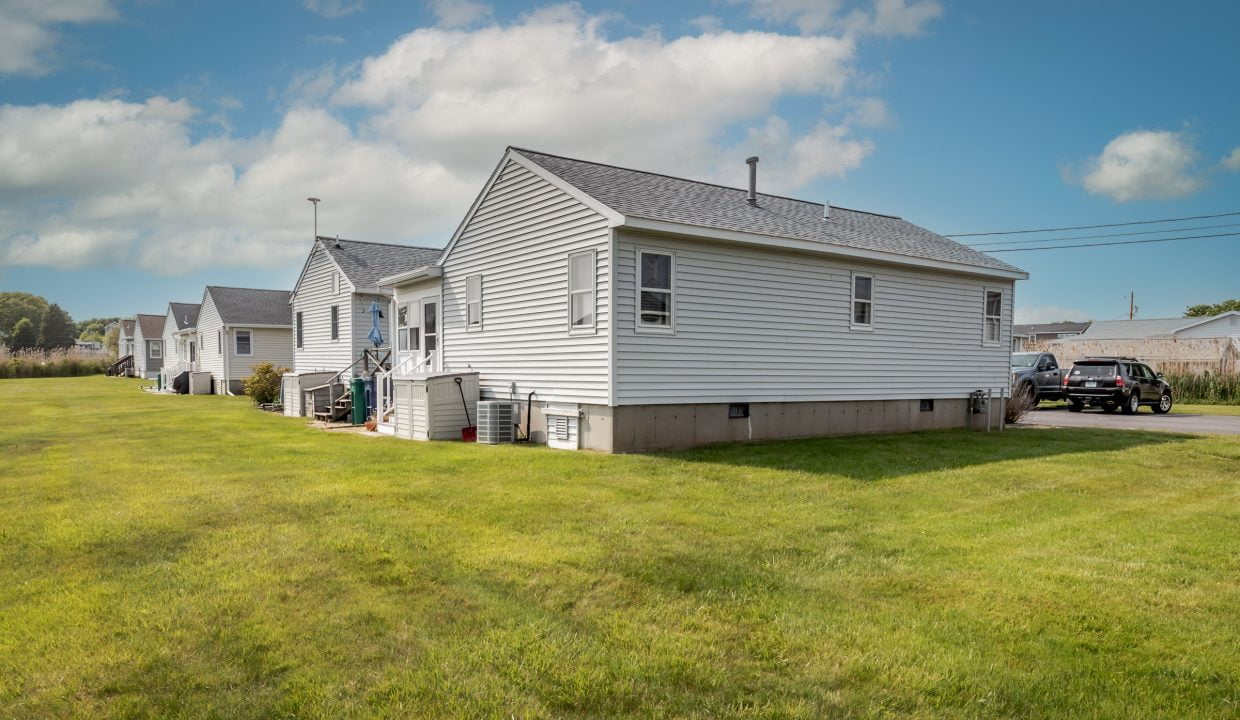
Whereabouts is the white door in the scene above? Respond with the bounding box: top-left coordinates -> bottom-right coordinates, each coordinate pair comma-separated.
394,293 -> 440,373
420,297 -> 439,372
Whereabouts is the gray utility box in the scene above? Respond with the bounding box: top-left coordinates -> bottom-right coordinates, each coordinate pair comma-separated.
477,401 -> 516,444
189,372 -> 212,395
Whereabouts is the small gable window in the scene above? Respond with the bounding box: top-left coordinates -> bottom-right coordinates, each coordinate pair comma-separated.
466,275 -> 482,329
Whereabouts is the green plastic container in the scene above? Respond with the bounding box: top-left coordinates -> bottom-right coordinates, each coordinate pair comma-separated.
350,377 -> 366,425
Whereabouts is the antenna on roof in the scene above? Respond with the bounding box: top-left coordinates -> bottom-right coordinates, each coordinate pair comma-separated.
307,197 -> 321,239
746,156 -> 759,206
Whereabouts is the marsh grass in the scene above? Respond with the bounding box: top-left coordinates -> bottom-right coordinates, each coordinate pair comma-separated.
1,377 -> 1237,718
0,346 -> 112,379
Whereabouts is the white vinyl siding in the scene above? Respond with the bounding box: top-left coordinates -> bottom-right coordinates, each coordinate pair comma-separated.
1173,314 -> 1240,338
353,293 -> 388,356
196,293 -> 295,386
132,319 -> 163,377
162,308 -> 180,368
568,250 -> 595,330
465,275 -> 482,330
291,246 -> 357,373
439,159 -> 610,404
614,230 -> 1014,404
197,295 -> 225,380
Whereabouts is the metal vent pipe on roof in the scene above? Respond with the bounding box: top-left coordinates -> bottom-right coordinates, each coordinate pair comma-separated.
823,201 -> 831,220
746,156 -> 759,206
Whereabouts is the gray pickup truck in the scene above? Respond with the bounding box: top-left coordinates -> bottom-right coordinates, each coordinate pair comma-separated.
1011,352 -> 1064,403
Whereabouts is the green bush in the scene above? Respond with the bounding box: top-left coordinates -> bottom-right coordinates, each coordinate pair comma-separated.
243,362 -> 287,405
0,347 -> 112,379
1160,372 -> 1240,405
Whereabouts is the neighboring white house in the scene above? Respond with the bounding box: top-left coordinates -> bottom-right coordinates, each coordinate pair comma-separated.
197,286 -> 294,395
1050,311 -> 1240,374
159,302 -> 201,388
132,314 -> 165,380
282,237 -> 440,416
377,147 -> 1027,452
117,318 -> 137,373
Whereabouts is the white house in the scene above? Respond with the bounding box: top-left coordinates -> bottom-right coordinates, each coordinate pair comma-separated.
117,318 -> 137,373
1051,311 -> 1240,374
377,147 -> 1027,452
197,286 -> 294,395
132,314 -> 165,380
282,237 -> 440,416
159,302 -> 201,387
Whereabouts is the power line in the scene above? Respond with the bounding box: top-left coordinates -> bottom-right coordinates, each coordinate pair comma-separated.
986,230 -> 1240,253
944,210 -> 1240,238
965,221 -> 1240,248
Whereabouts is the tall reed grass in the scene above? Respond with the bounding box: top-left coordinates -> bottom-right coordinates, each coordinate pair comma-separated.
1161,371 -> 1240,405
0,347 -> 113,379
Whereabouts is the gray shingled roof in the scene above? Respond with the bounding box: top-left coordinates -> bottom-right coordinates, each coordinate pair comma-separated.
205,286 -> 292,326
168,302 -> 201,330
512,148 -> 1024,275
135,314 -> 165,339
1076,318 -> 1190,340
1014,321 -> 1091,336
120,319 -> 135,337
319,237 -> 442,289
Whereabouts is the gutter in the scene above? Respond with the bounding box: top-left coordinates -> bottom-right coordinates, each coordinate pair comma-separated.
378,265 -> 443,287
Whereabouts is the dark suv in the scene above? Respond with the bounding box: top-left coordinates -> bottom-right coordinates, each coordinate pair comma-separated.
1062,357 -> 1173,414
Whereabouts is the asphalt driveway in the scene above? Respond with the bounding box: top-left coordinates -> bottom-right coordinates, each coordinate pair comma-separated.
1019,406 -> 1240,435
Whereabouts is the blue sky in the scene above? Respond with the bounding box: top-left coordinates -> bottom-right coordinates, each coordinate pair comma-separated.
1,0 -> 1237,323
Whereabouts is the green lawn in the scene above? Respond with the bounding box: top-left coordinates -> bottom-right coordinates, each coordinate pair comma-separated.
2,377 -> 1238,719
1175,403 -> 1240,416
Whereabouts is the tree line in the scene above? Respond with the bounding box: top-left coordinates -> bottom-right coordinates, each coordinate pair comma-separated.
0,292 -> 119,353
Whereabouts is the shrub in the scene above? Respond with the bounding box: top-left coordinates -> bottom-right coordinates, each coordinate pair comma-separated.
0,346 -> 112,379
243,362 -> 287,405
1160,371 -> 1240,405
1005,383 -> 1036,425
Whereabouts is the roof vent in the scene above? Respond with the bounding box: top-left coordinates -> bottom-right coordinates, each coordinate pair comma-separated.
334,234 -> 341,249
746,156 -> 759,206
823,201 -> 831,220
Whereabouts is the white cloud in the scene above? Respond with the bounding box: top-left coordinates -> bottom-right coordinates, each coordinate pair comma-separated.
0,5 -> 892,274
302,0 -> 363,19
1075,130 -> 1203,202
845,97 -> 891,128
689,15 -> 724,34
428,0 -> 492,28
1221,147 -> 1240,171
740,0 -> 941,36
0,0 -> 116,74
1014,305 -> 1091,325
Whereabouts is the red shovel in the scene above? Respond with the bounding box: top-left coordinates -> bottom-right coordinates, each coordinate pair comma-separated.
455,377 -> 477,442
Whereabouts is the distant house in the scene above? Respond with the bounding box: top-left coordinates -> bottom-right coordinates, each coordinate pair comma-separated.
132,314 -> 166,380
283,237 -> 439,416
1011,321 -> 1090,351
74,339 -> 104,352
375,147 -> 1027,451
117,318 -> 136,366
197,286 -> 294,395
159,302 -> 201,387
1051,312 -> 1240,374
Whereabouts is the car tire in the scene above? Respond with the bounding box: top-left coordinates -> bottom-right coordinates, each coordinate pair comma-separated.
1068,400 -> 1084,413
1153,392 -> 1173,414
1121,390 -> 1141,415
1101,402 -> 1119,414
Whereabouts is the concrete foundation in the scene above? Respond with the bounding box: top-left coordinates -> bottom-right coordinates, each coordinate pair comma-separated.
505,396 -> 1000,453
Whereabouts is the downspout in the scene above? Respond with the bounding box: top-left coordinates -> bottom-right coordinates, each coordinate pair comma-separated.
222,324 -> 234,395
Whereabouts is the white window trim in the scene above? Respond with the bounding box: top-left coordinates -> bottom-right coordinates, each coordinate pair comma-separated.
148,340 -> 161,359
983,287 -> 1003,346
635,248 -> 675,335
850,272 -> 874,331
465,275 -> 482,331
234,328 -> 254,357
567,249 -> 597,334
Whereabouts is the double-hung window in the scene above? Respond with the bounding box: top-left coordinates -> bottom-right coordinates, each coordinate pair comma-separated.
851,273 -> 874,329
637,250 -> 673,331
234,330 -> 252,356
330,305 -> 339,340
465,275 -> 482,330
149,340 -> 161,359
984,290 -> 1003,344
568,250 -> 595,330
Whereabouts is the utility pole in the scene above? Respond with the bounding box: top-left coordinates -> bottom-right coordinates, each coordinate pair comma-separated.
1129,291 -> 1136,320
307,197 -> 321,238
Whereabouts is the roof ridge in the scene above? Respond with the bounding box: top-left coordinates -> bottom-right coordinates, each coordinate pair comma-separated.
509,146 -> 901,220
206,285 -> 290,293
317,236 -> 442,252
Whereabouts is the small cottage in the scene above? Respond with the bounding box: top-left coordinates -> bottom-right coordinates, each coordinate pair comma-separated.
159,301 -> 201,388
131,314 -> 165,380
196,286 -> 294,395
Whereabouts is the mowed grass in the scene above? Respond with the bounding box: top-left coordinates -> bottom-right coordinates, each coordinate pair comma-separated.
1,378 -> 1238,719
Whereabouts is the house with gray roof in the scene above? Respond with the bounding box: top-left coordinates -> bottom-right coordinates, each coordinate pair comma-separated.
132,313 -> 166,380
116,318 -> 137,374
283,236 -> 440,416
1012,320 -> 1091,351
159,302 -> 202,388
1050,312 -> 1240,374
197,286 -> 293,395
375,147 -> 1027,451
